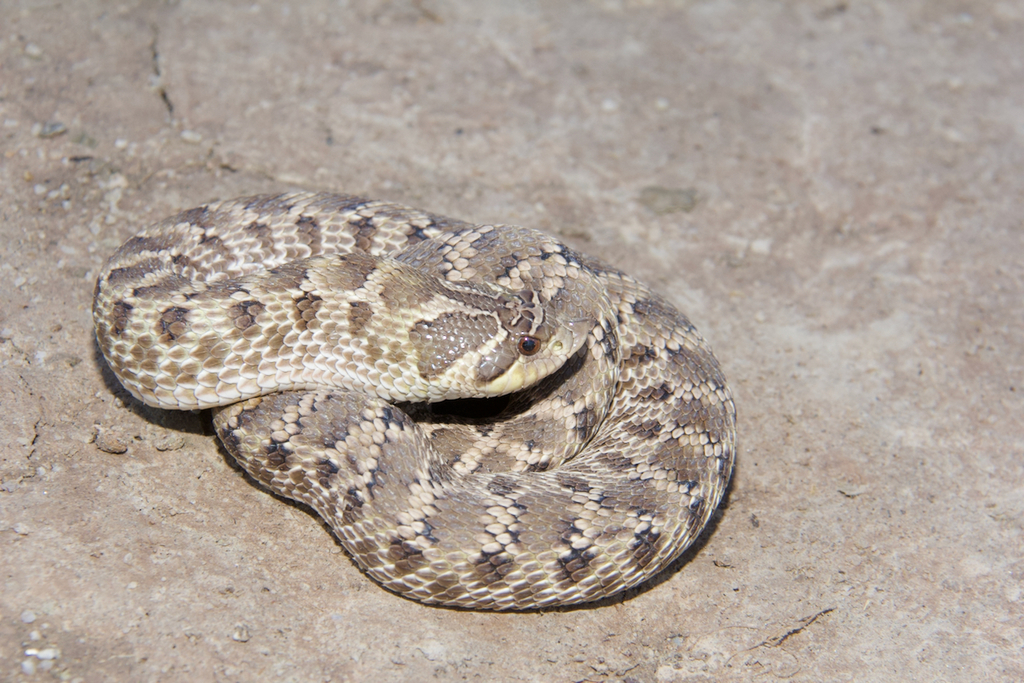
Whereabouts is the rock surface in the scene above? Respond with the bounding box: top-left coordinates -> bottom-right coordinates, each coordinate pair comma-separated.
1,1 -> 1021,681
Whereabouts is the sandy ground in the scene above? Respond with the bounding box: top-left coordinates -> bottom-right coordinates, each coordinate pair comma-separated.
1,1 -> 1022,681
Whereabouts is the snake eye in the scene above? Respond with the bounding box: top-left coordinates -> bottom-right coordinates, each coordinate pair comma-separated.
517,335 -> 541,356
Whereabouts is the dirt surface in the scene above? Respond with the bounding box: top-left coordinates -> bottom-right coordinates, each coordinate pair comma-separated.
1,1 -> 1022,681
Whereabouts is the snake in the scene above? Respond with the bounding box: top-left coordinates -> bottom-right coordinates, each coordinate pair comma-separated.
92,192 -> 736,610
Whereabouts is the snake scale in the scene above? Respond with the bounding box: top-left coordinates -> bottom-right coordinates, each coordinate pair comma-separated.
93,192 -> 735,610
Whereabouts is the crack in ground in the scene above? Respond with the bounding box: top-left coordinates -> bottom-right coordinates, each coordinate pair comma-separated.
760,608 -> 836,649
150,25 -> 174,118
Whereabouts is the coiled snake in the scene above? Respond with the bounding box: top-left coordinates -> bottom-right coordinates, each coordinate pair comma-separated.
93,193 -> 735,610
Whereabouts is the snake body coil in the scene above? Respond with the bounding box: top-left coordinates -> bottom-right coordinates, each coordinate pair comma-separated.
93,193 -> 735,610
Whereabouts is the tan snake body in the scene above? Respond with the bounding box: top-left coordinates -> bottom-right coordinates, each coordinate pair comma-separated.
93,192 -> 735,610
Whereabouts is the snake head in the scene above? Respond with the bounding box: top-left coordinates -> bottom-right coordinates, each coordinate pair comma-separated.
472,290 -> 594,396
406,286 -> 592,400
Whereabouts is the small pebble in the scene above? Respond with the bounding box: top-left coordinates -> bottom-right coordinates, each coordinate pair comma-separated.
153,433 -> 186,452
638,186 -> 699,215
37,121 -> 67,138
21,660 -> 36,675
232,624 -> 252,642
21,610 -> 36,623
749,238 -> 772,256
94,430 -> 129,454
